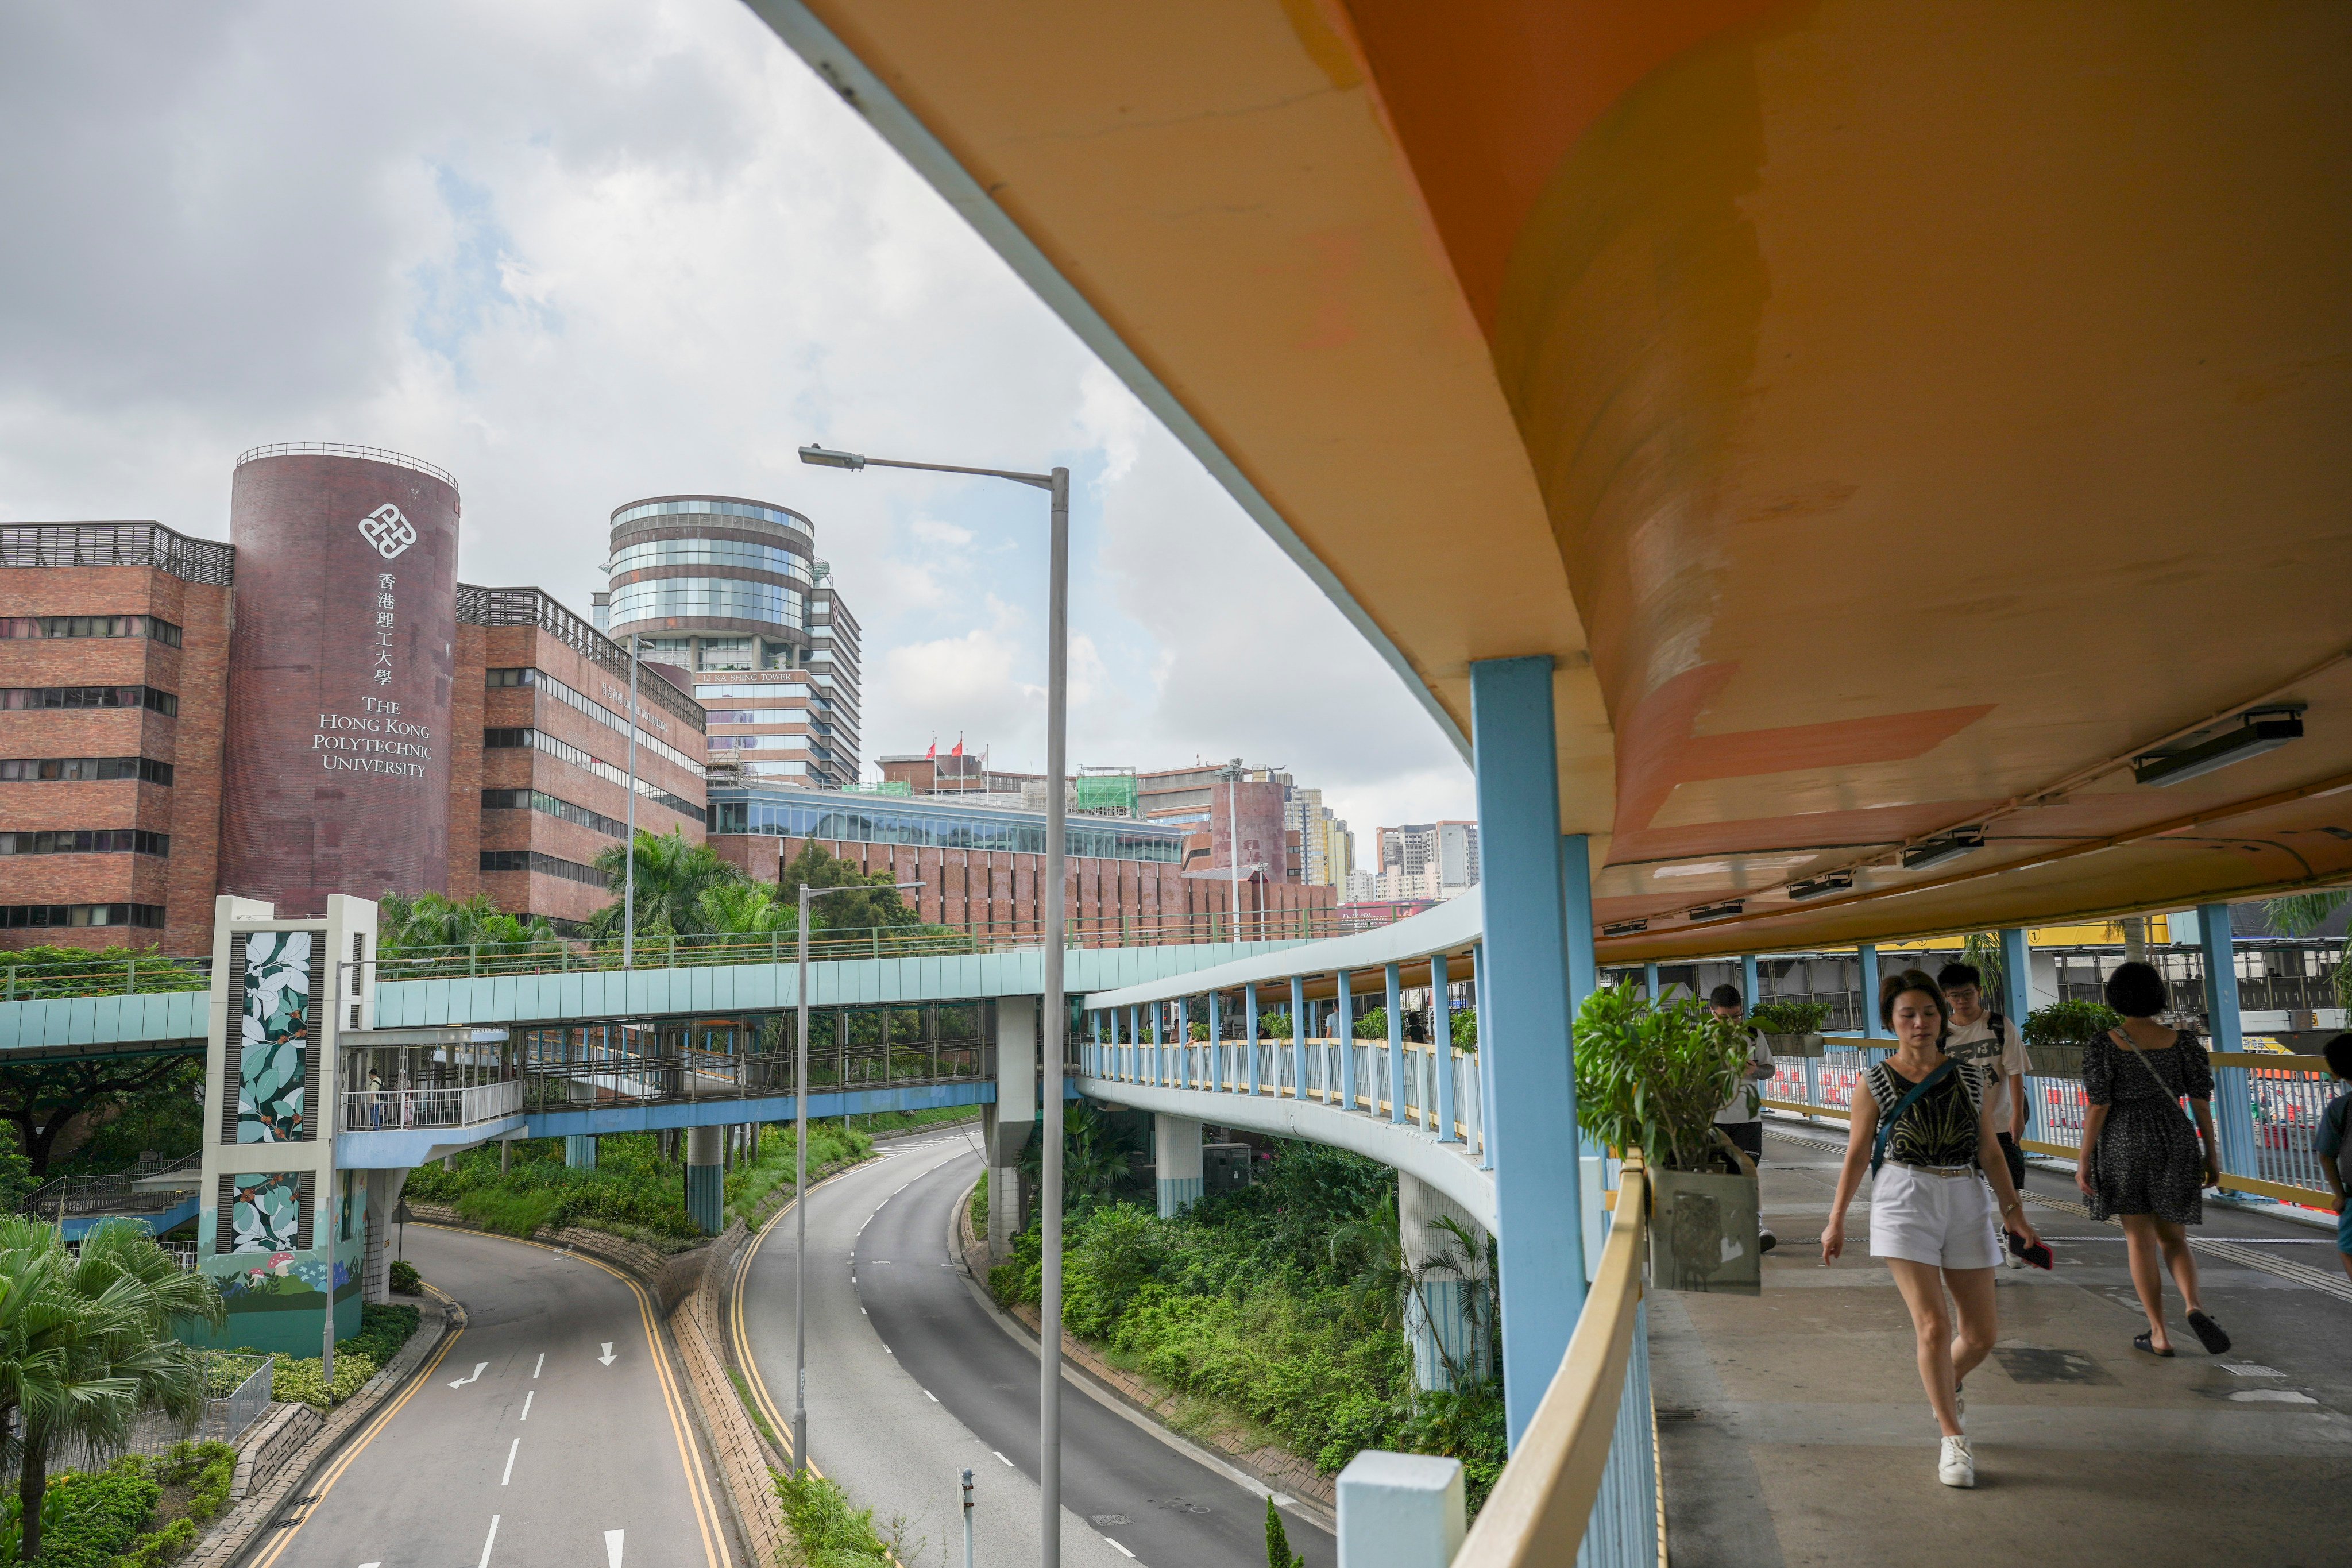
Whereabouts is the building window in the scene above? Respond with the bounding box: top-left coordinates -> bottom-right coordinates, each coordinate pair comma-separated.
0,615 -> 182,646
481,787 -> 629,840
479,849 -> 606,886
0,757 -> 172,784
485,667 -> 535,688
697,638 -> 754,671
0,829 -> 168,856
0,903 -> 165,929
480,728 -> 700,819
1,685 -> 178,716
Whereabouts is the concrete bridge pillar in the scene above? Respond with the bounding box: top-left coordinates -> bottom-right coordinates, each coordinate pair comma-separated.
984,995 -> 1040,1257
361,1168 -> 410,1305
1153,1114 -> 1203,1217
1399,1171 -> 1492,1392
565,1135 -> 598,1170
686,1123 -> 724,1235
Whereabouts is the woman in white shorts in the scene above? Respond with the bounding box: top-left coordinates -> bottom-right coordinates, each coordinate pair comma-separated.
1822,969 -> 2041,1489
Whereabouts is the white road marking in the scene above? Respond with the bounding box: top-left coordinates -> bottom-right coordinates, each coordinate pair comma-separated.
1105,1540 -> 1135,1559
605,1530 -> 624,1568
597,1343 -> 617,1366
923,1389 -> 938,1402
501,1438 -> 519,1485
2230,1389 -> 2318,1403
532,1354 -> 544,1378
449,1362 -> 488,1389
520,1391 -> 534,1421
477,1514 -> 501,1568
994,1451 -> 1013,1467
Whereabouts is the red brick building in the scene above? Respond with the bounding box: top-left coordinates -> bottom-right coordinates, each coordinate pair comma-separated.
1,448 -> 708,954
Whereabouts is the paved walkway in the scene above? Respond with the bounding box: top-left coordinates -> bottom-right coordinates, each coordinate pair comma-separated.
1655,1119 -> 2352,1566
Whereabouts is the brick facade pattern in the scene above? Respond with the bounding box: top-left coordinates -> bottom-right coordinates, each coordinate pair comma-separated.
0,565 -> 231,954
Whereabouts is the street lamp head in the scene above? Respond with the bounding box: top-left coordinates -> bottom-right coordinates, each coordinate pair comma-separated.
798,443 -> 866,471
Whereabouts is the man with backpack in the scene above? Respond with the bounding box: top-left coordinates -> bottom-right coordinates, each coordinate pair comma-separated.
1939,961 -> 2034,1267
1708,983 -> 1779,1254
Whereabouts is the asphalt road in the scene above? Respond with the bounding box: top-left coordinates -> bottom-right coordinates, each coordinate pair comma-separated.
733,1132 -> 1337,1568
257,1223 -> 729,1568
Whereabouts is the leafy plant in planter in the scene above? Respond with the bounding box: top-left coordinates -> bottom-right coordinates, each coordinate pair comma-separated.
2023,998 -> 2121,1079
1573,982 -> 1750,1172
1747,1001 -> 1830,1035
1573,983 -> 1762,1294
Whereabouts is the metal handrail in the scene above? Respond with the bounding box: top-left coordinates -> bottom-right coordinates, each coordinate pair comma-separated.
235,441 -> 456,488
339,1079 -> 523,1132
1455,1160 -> 1650,1568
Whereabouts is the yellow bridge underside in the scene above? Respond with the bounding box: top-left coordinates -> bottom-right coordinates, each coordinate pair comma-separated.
764,0 -> 2352,957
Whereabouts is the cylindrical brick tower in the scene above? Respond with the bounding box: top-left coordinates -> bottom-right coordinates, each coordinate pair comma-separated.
217,445 -> 461,916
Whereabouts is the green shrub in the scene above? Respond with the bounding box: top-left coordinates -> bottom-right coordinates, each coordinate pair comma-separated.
2025,998 -> 2122,1049
347,1301 -> 420,1366
388,1258 -> 422,1295
991,1141 -> 1508,1509
0,1461 -> 158,1568
1748,1000 -> 1831,1035
269,1349 -> 377,1411
775,1469 -> 899,1566
1573,981 -> 1748,1171
1450,1007 -> 1477,1052
1352,1007 -> 1388,1040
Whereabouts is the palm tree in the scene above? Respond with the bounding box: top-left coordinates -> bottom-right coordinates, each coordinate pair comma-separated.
378,891 -> 556,953
2264,892 -> 2347,937
588,829 -> 746,938
1,1217 -> 221,1560
696,880 -> 792,936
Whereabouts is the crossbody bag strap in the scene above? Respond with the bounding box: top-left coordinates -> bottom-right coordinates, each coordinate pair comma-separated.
1870,1060 -> 1956,1177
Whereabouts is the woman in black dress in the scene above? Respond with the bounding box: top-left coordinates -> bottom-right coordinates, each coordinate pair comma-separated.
2077,961 -> 2230,1356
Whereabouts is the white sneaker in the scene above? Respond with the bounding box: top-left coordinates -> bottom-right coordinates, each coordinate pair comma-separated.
1938,1435 -> 1976,1488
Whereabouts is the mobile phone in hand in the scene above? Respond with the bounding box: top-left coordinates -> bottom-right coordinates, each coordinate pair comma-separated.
2005,1232 -> 2053,1270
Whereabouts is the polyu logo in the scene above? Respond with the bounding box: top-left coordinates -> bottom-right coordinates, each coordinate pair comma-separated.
358,503 -> 417,560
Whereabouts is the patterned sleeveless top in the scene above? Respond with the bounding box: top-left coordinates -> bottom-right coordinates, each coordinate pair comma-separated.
1866,1059 -> 1986,1169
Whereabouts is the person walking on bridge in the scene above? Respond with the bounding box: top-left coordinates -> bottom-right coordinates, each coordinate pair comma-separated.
1937,961 -> 2033,1266
1821,969 -> 2040,1488
2079,960 -> 2230,1358
1708,984 -> 1779,1254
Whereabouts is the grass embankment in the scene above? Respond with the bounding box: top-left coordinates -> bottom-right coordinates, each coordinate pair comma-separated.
0,1440 -> 236,1568
990,1142 -> 1508,1510
403,1111 -> 977,1245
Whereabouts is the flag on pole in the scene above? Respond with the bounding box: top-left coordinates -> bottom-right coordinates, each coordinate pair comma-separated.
951,735 -> 964,758
926,737 -> 937,760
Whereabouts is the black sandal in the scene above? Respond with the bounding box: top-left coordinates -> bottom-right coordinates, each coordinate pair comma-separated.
2186,1311 -> 2231,1355
2133,1331 -> 2175,1357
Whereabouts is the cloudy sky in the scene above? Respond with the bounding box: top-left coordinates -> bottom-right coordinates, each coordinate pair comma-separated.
0,0 -> 1473,848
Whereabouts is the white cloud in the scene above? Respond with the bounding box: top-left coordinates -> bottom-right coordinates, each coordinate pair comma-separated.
0,0 -> 1475,854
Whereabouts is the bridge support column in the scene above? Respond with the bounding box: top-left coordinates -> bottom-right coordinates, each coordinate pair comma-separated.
1153,1114 -> 1204,1218
985,995 -> 1040,1257
1470,655 -> 1588,1447
361,1168 -> 409,1306
1400,1172 -> 1492,1392
565,1135 -> 598,1171
1859,943 -> 1884,1037
686,1124 -> 724,1235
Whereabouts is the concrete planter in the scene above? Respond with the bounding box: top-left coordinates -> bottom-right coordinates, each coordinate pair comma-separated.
1648,1167 -> 1762,1295
2028,1042 -> 2088,1079
1763,1031 -> 1826,1059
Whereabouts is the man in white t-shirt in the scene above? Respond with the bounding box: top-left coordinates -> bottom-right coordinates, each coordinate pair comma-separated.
1939,961 -> 2034,1268
1708,984 -> 1778,1254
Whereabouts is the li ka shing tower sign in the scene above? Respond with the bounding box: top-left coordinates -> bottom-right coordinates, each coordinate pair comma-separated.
218,446 -> 462,917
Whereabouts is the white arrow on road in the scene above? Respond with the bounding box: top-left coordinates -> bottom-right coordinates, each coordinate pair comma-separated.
597,1343 -> 617,1366
605,1529 -> 624,1568
449,1362 -> 489,1389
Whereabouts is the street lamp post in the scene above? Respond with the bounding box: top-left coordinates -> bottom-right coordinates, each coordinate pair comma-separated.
800,443 -> 1069,1566
791,875 -> 921,1476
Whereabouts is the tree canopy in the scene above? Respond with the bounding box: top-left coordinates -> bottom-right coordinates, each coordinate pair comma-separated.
778,842 -> 918,933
